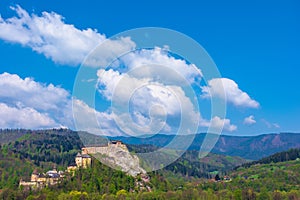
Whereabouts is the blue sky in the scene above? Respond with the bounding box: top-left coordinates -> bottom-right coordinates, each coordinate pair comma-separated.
0,0 -> 299,136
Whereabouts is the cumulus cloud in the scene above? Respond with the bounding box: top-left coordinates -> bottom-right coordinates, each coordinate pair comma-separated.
201,116 -> 237,132
243,115 -> 256,125
84,37 -> 136,68
119,47 -> 202,84
0,72 -> 71,128
0,6 -> 247,135
0,103 -> 56,129
0,71 -> 236,134
97,68 -> 201,136
0,72 -> 69,111
72,99 -> 124,136
0,5 -> 135,66
201,78 -> 259,108
0,72 -> 132,135
0,71 -> 198,135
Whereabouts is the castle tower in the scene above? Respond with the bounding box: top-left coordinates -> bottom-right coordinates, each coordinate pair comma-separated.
75,152 -> 83,167
81,154 -> 91,168
52,164 -> 57,173
31,169 -> 39,182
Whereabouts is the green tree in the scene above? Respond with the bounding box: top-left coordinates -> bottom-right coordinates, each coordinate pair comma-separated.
233,189 -> 242,200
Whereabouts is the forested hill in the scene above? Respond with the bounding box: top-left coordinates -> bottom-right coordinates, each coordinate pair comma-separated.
240,147 -> 300,168
0,129 -> 247,184
0,129 -> 299,199
0,128 -> 81,145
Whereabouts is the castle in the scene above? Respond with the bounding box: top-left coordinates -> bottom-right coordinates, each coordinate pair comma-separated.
19,167 -> 64,190
19,140 -> 131,190
20,148 -> 92,190
82,140 -> 128,154
71,141 -> 126,170
75,152 -> 92,168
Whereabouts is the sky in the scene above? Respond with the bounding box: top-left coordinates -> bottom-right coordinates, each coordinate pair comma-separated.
0,0 -> 299,136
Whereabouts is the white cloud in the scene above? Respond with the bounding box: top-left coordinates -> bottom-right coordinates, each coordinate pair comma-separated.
0,72 -> 71,128
243,115 -> 256,125
72,99 -> 124,136
0,72 -> 139,135
97,68 -> 201,136
0,103 -> 57,129
0,5 -> 135,66
0,6 -> 202,71
0,72 -> 130,135
0,71 -> 237,134
201,78 -> 259,108
84,37 -> 136,68
0,72 -> 69,111
201,116 -> 237,132
119,47 -> 202,84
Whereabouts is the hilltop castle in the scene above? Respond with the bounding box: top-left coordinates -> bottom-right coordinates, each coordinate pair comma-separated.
19,140 -> 135,190
72,141 -> 125,169
82,140 -> 128,154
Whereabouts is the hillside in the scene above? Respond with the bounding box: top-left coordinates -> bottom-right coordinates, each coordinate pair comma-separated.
1,146 -> 299,199
0,129 -> 247,183
0,129 -> 299,199
0,129 -> 27,144
229,159 -> 300,196
0,145 -> 36,189
240,147 -> 300,168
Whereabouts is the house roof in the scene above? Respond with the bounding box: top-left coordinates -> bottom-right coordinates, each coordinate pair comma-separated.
38,174 -> 46,178
76,152 -> 81,157
76,152 -> 90,158
81,154 -> 91,158
46,173 -> 60,178
111,140 -> 122,144
32,169 -> 39,175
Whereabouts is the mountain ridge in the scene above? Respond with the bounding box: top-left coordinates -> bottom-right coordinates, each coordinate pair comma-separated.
1,129 -> 299,160
111,132 -> 300,160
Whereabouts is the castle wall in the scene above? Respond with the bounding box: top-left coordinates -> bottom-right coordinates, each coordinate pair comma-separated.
20,181 -> 37,187
82,146 -> 110,154
82,157 -> 92,168
82,143 -> 128,155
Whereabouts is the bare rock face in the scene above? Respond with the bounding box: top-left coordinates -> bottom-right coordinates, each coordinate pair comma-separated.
85,143 -> 146,177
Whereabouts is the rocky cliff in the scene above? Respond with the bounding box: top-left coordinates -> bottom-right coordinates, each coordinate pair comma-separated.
84,143 -> 146,177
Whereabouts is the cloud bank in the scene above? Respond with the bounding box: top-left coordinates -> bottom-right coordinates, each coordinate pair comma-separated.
0,72 -> 124,135
0,72 -> 70,128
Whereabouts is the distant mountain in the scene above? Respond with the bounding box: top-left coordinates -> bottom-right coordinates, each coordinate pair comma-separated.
1,129 -> 299,160
112,132 -> 300,160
